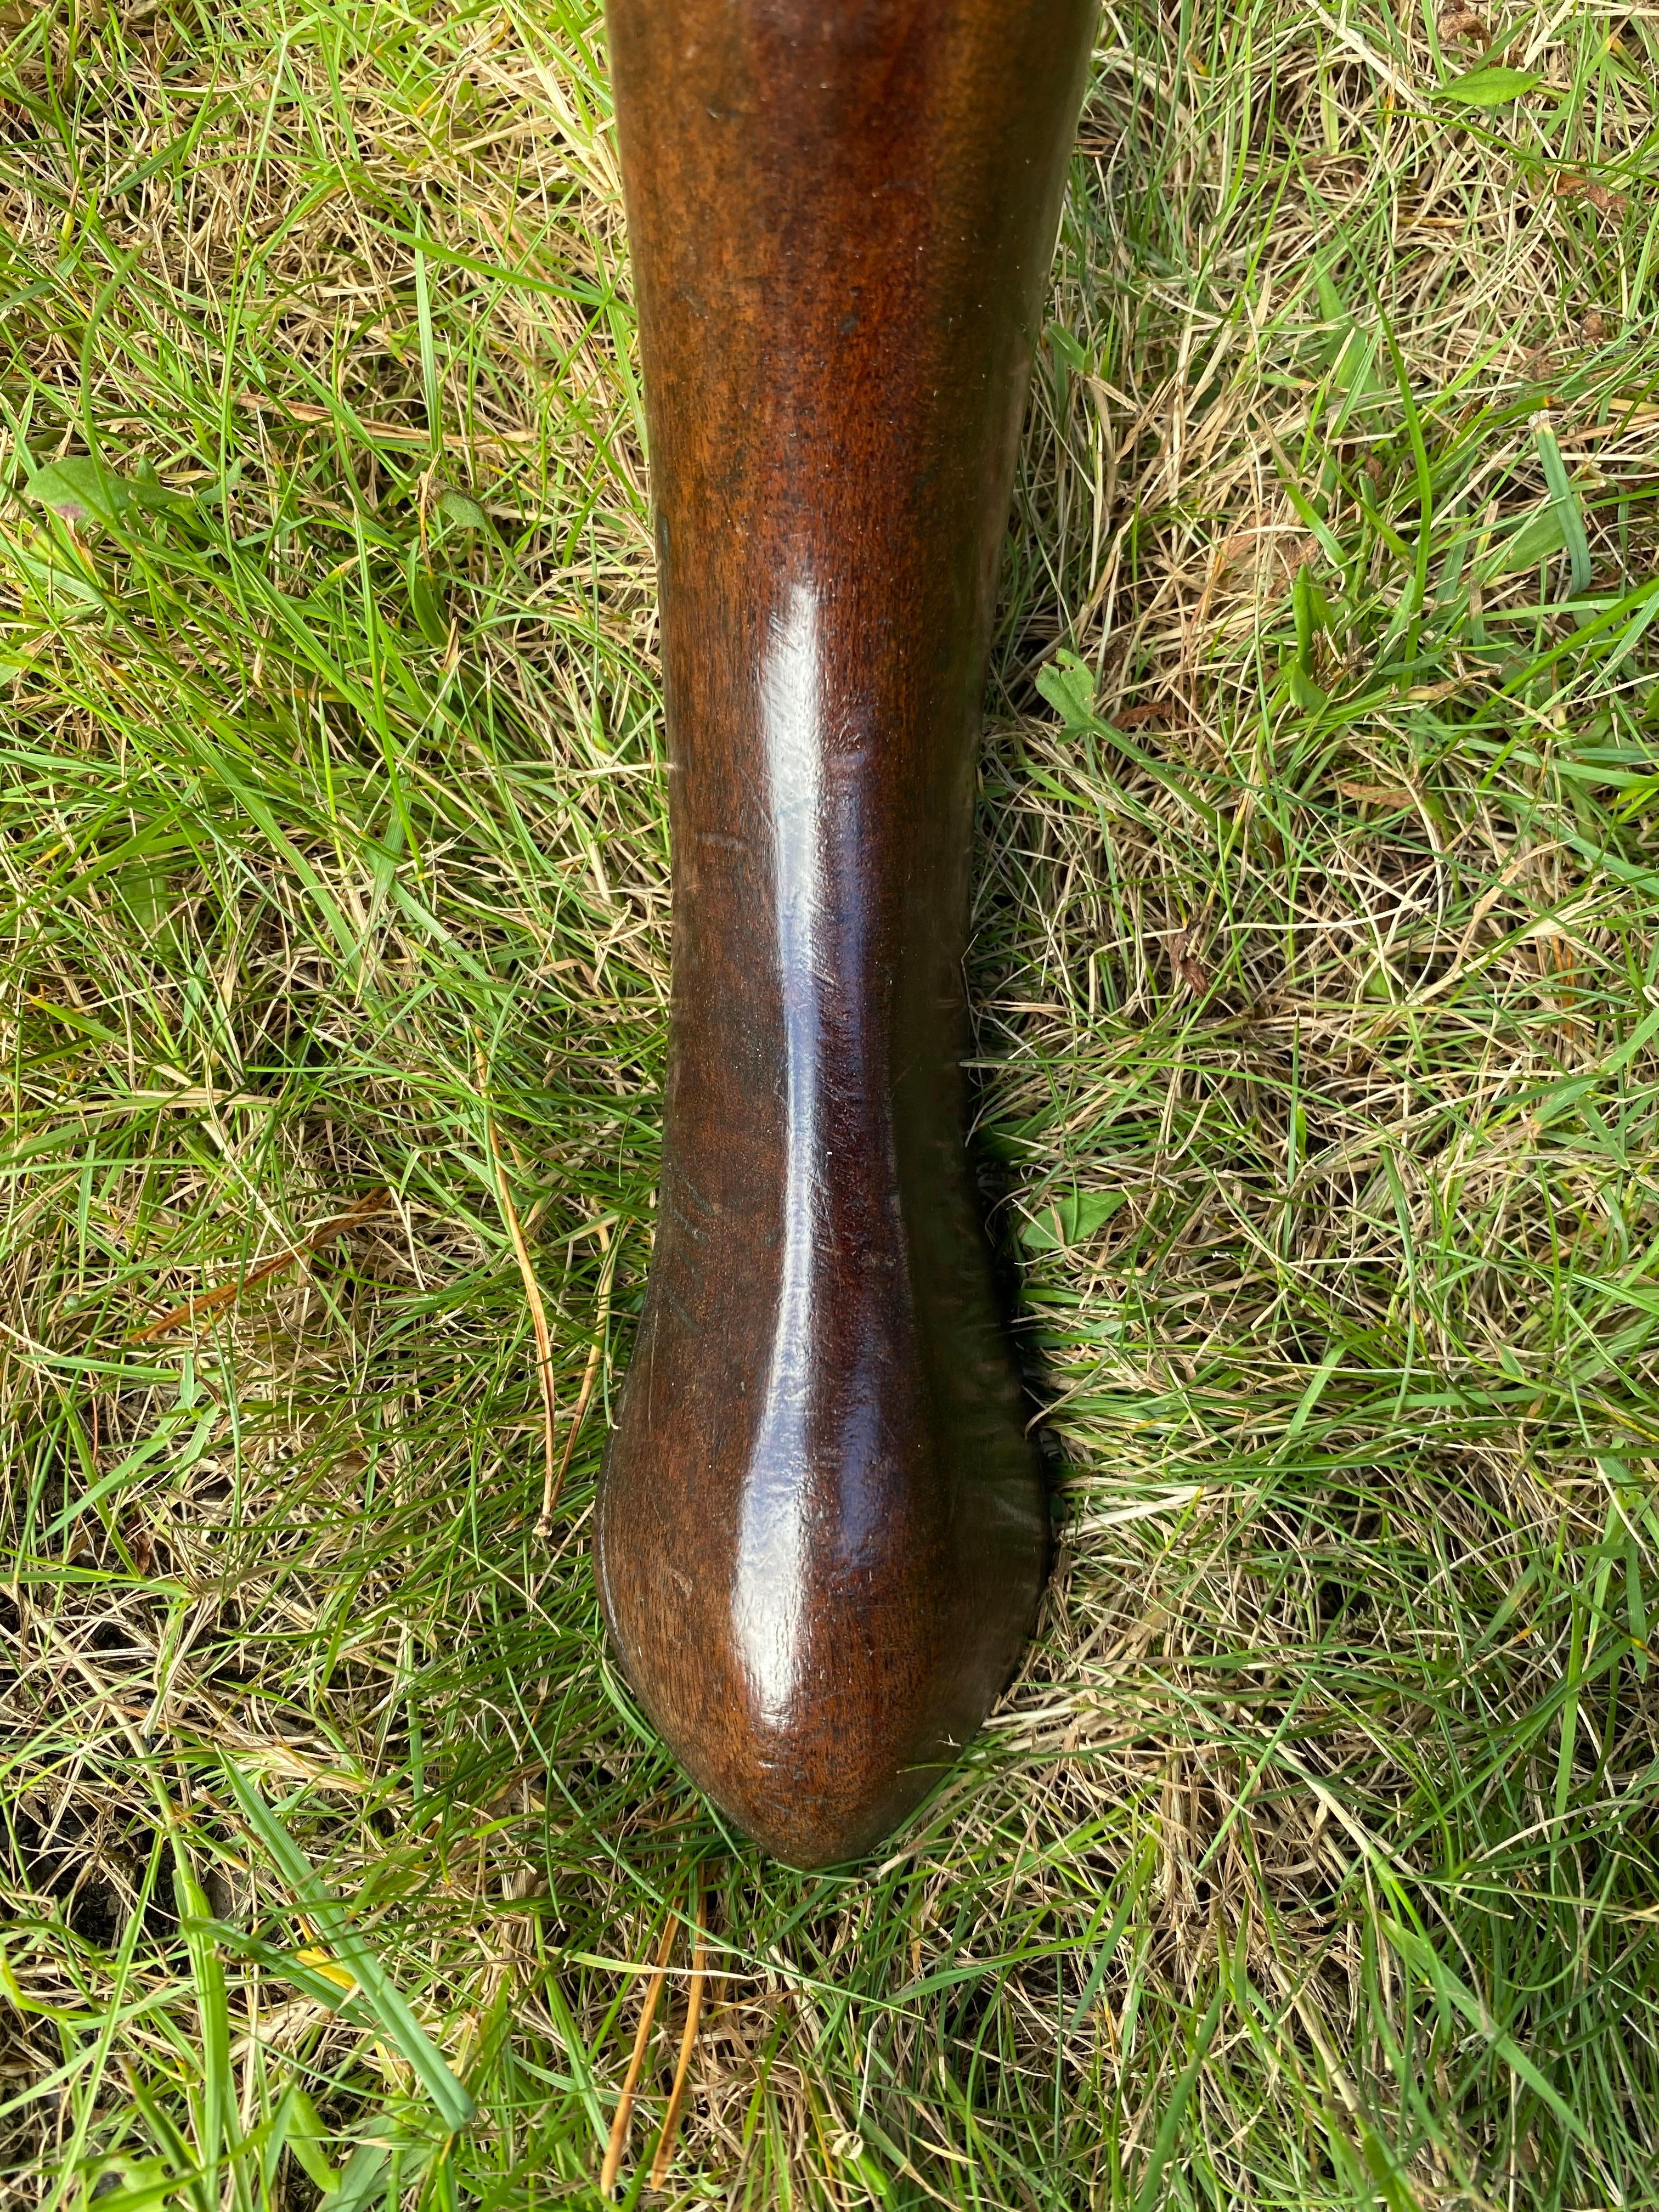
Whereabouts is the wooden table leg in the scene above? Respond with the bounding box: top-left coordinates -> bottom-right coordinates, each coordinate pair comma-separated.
595,0 -> 1096,1866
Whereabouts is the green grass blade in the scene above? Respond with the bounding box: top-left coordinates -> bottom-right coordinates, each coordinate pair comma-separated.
1536,419 -> 1595,595
219,1763 -> 474,2135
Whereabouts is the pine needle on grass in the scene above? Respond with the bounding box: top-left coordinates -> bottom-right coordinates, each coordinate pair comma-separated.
600,1912 -> 679,2199
649,1869 -> 708,2188
128,1188 -> 388,1342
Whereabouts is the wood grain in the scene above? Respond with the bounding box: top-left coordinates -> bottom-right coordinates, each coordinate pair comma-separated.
595,0 -> 1096,1867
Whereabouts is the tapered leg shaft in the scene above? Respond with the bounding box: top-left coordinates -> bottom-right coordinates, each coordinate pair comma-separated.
595,0 -> 1095,1866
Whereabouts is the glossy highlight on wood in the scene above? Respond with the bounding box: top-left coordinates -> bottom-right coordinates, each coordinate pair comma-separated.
594,0 -> 1096,1867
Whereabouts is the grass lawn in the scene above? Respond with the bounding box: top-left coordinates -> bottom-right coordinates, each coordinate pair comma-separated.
4,1 -> 1659,2203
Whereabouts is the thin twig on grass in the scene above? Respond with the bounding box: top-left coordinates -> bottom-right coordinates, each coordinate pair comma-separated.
129,1188 -> 388,1342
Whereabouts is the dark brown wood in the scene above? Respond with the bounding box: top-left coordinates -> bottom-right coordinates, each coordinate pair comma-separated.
595,0 -> 1094,1867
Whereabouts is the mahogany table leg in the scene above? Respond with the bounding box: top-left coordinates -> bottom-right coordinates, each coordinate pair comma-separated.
594,0 -> 1096,1867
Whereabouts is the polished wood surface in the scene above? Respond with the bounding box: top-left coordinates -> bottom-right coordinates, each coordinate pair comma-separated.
595,0 -> 1095,1867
